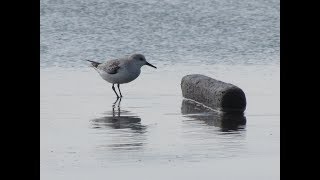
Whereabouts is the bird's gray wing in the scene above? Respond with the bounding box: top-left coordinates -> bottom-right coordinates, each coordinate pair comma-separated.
98,59 -> 121,74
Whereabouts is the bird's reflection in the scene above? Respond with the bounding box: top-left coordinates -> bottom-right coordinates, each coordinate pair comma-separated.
91,98 -> 147,134
91,98 -> 148,152
181,99 -> 246,132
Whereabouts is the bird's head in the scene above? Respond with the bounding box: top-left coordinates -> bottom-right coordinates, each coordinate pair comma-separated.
130,54 -> 157,69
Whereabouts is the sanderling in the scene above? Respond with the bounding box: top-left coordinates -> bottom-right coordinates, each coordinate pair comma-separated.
87,53 -> 157,98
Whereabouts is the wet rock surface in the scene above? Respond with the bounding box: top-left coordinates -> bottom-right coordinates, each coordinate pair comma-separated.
181,74 -> 246,113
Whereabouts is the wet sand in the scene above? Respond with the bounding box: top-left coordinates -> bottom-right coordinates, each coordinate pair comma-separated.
41,64 -> 279,180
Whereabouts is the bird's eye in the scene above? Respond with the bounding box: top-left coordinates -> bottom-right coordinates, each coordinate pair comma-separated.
140,57 -> 144,61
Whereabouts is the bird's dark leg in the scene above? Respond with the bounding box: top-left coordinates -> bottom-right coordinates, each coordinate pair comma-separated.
112,97 -> 120,107
112,84 -> 119,98
117,98 -> 121,117
117,84 -> 123,97
117,96 -> 122,107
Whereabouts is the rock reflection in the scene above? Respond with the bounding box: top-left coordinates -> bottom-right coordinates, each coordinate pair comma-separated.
181,99 -> 246,132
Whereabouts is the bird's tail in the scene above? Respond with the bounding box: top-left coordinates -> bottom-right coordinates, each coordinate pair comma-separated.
86,60 -> 101,68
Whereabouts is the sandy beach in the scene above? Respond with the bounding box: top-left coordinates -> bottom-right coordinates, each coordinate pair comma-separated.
41,64 -> 279,180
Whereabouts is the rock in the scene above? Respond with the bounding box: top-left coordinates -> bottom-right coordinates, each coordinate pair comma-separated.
181,74 -> 246,113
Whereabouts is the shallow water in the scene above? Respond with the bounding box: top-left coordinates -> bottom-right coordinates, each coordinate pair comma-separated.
40,64 -> 279,180
40,0 -> 279,68
41,0 -> 279,179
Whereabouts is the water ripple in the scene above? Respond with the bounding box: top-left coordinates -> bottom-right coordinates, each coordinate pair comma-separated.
40,0 -> 279,68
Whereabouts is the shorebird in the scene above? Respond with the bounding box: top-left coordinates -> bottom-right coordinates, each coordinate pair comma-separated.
87,53 -> 157,98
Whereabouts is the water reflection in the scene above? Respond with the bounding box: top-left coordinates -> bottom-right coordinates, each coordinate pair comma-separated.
91,98 -> 147,151
181,99 -> 246,132
91,98 -> 147,133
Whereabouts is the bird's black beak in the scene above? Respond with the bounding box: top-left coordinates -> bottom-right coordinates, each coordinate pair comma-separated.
146,62 -> 157,69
